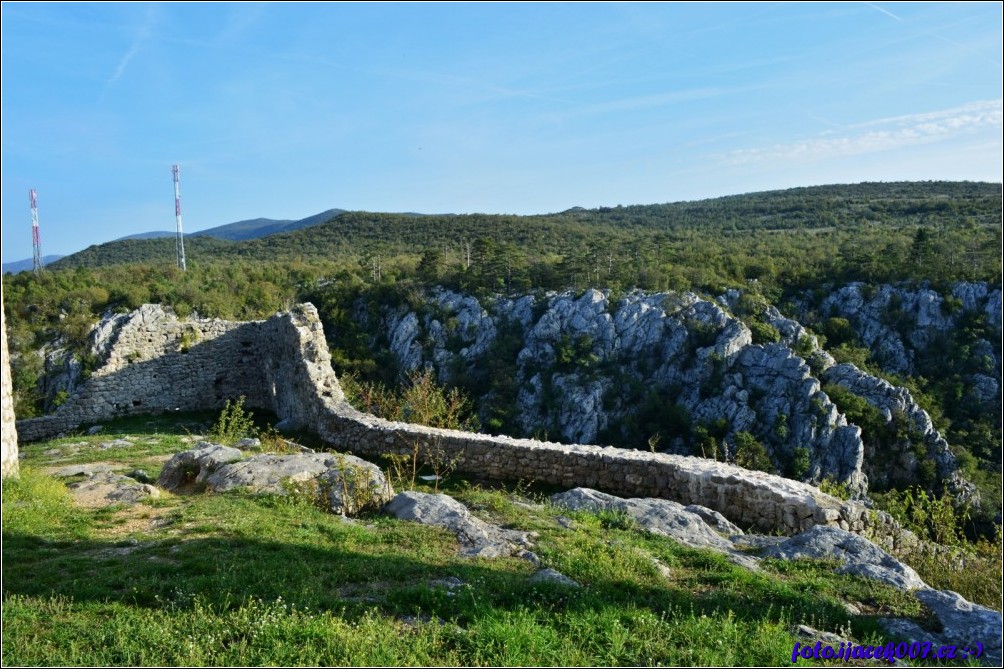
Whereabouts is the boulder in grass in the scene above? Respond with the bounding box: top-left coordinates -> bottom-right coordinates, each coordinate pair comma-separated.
879,590 -> 1002,667
157,444 -> 391,516
157,443 -> 244,491
206,452 -> 393,515
550,487 -> 735,551
529,568 -> 580,588
67,471 -> 160,507
914,589 -> 1002,667
50,462 -> 117,478
683,504 -> 744,535
384,491 -> 533,558
762,525 -> 926,591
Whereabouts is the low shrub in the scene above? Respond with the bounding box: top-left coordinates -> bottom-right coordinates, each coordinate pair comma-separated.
208,396 -> 257,445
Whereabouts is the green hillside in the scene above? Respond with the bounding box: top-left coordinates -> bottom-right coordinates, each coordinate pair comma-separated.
49,182 -> 1001,293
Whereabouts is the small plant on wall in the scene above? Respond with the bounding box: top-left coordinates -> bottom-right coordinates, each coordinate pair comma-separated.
178,326 -> 200,353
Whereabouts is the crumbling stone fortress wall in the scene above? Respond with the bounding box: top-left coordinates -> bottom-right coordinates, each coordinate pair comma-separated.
2,289 -> 20,479
15,303 -> 902,539
15,305 -> 268,442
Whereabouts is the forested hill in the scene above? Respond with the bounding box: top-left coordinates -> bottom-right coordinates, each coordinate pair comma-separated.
51,181 -> 1001,277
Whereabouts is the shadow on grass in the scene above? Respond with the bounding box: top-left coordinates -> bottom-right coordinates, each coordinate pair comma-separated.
1,525 -> 884,641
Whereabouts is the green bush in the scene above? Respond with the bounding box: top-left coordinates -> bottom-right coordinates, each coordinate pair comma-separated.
774,414 -> 789,441
940,294 -> 964,316
874,487 -> 1003,608
791,447 -> 810,480
747,320 -> 781,345
341,370 -> 479,432
400,371 -> 480,431
208,396 -> 258,445
692,426 -> 719,460
824,385 -> 885,434
897,529 -> 1002,609
828,343 -> 872,368
819,477 -> 852,500
875,487 -> 965,546
553,334 -> 599,371
51,389 -> 70,408
687,320 -> 719,350
10,352 -> 44,418
822,317 -> 857,348
732,431 -> 773,473
693,419 -> 729,460
794,333 -> 818,358
699,353 -> 726,399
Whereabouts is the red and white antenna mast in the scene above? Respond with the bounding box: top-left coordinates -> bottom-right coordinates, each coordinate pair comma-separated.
29,189 -> 43,275
172,164 -> 187,271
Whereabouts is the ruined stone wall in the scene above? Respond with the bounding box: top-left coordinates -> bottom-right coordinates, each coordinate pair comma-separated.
15,305 -> 269,443
259,304 -> 898,540
2,289 -> 19,479
15,302 -> 903,540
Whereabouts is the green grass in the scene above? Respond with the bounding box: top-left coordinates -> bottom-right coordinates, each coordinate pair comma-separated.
0,415 -> 982,666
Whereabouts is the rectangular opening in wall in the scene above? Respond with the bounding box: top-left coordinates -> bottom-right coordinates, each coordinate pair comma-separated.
132,399 -> 142,407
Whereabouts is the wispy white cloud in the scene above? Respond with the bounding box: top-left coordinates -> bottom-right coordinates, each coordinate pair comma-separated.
857,4 -> 1002,69
863,2 -> 904,23
579,86 -> 756,116
105,4 -> 158,89
215,3 -> 269,45
724,100 -> 1002,166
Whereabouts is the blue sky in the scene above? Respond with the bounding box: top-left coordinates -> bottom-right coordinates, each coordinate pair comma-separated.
2,2 -> 1001,264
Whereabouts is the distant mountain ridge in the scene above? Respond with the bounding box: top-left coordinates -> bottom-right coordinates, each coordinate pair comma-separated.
4,209 -> 347,274
113,231 -> 176,241
1,255 -> 67,275
115,208 -> 346,242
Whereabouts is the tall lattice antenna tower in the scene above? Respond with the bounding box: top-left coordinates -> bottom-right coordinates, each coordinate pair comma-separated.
172,164 -> 187,271
29,189 -> 43,275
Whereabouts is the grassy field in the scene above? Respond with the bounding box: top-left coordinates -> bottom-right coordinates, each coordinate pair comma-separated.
0,414 -> 974,666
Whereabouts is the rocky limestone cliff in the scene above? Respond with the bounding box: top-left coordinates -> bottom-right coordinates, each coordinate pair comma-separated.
821,362 -> 979,505
814,282 -> 1002,407
386,289 -> 497,381
742,291 -> 984,505
382,283 -> 998,501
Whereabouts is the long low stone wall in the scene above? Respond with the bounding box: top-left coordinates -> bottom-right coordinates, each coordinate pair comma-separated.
16,303 -> 904,539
